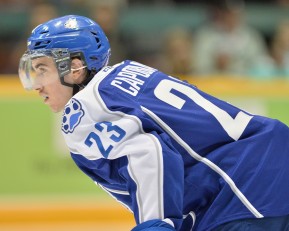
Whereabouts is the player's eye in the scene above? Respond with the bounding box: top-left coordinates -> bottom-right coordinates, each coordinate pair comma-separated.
34,67 -> 48,78
38,67 -> 47,75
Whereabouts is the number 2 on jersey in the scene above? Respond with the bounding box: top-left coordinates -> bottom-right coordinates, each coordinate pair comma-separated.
154,79 -> 252,141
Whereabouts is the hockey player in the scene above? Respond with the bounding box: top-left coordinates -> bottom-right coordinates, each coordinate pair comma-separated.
18,15 -> 289,231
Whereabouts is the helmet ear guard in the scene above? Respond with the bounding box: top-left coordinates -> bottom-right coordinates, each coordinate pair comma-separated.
52,49 -> 72,87
59,51 -> 87,88
66,51 -> 92,95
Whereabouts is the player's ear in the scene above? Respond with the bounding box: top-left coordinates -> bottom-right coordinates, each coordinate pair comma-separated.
70,58 -> 86,84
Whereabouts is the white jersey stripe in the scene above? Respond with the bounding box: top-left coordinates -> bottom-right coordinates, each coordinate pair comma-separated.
97,183 -> 130,195
127,137 -> 164,223
95,182 -> 133,213
91,72 -> 165,223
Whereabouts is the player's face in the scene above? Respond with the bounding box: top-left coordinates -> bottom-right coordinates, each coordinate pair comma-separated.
32,57 -> 73,112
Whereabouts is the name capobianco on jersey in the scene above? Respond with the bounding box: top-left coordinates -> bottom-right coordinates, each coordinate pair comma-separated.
110,61 -> 157,96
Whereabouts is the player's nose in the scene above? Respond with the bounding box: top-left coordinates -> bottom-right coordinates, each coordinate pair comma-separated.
32,81 -> 43,91
32,76 -> 43,90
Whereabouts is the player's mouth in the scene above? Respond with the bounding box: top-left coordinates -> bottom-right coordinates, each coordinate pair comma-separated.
41,95 -> 49,103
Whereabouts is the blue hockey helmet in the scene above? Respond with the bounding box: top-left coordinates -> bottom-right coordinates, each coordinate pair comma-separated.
27,15 -> 111,74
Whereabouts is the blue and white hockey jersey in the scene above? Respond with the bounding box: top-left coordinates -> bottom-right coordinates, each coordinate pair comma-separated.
61,60 -> 289,231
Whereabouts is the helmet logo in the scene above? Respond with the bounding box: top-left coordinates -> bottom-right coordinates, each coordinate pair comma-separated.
64,18 -> 78,30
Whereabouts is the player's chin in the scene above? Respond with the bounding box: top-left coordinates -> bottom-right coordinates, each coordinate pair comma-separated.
49,104 -> 64,113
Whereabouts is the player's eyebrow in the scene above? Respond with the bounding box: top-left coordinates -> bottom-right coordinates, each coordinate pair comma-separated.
34,63 -> 48,69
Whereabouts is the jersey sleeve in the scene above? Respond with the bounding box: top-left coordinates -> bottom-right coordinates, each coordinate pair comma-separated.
62,97 -> 184,229
109,112 -> 184,229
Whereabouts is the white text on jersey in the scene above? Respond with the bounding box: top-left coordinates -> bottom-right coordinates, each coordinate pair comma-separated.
111,62 -> 157,96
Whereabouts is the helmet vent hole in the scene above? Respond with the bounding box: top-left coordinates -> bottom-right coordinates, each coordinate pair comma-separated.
40,31 -> 49,34
91,31 -> 100,45
89,56 -> 99,61
34,40 -> 51,49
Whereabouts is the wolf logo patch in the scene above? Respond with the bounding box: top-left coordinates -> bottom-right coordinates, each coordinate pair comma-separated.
62,98 -> 84,134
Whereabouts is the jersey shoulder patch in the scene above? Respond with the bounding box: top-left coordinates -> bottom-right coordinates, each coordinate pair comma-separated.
62,98 -> 84,134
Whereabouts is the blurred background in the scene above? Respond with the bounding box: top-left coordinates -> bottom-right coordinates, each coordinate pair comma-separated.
1,0 -> 289,230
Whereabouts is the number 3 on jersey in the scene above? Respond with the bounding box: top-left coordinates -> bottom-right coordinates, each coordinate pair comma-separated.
154,79 -> 253,141
85,121 -> 126,158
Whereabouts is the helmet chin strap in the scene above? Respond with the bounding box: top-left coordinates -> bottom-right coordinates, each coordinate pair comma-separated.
72,84 -> 81,96
71,66 -> 87,72
59,66 -> 88,96
71,66 -> 96,96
